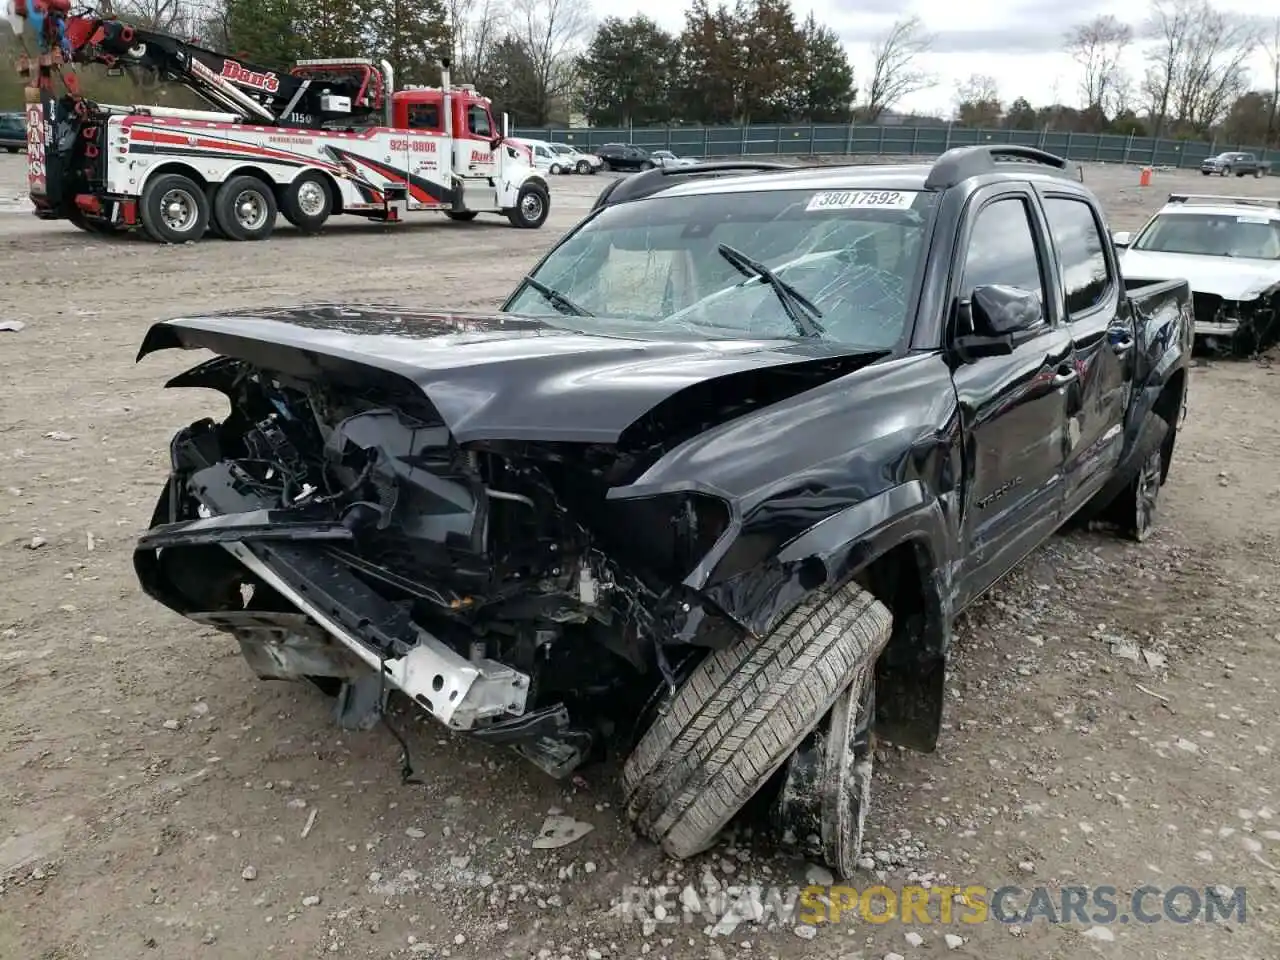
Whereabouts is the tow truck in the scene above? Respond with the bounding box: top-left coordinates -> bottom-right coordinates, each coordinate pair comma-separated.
4,0 -> 550,241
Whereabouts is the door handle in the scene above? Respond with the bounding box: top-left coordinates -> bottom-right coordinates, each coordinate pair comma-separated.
1108,328 -> 1134,355
1052,363 -> 1078,387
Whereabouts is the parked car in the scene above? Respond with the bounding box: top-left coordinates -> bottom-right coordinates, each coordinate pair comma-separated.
508,138 -> 560,176
549,142 -> 601,175
1200,152 -> 1271,178
1114,192 -> 1280,355
595,142 -> 654,172
131,145 -> 1192,879
650,149 -> 697,170
0,111 -> 25,153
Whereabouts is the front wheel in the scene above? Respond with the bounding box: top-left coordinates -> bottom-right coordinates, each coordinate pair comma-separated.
576,159 -> 591,175
505,182 -> 549,229
4,146 -> 17,154
549,163 -> 562,175
1256,168 -> 1265,179
622,581 -> 893,862
639,160 -> 654,171
139,172 -> 209,244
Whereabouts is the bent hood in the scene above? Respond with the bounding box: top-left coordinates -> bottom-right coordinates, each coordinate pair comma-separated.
1120,249 -> 1280,301
138,304 -> 882,444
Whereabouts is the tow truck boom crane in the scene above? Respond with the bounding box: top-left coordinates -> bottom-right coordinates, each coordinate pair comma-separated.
3,0 -> 549,241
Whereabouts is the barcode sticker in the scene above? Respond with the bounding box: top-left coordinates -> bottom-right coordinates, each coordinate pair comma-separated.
805,190 -> 916,211
1237,215 -> 1271,224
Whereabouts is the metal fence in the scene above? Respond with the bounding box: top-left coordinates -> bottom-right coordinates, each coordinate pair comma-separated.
511,122 -> 1278,173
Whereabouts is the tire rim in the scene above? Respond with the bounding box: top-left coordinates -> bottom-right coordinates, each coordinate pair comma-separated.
825,661 -> 876,875
296,180 -> 326,217
160,187 -> 198,233
1133,448 -> 1162,541
233,189 -> 269,231
578,160 -> 589,174
520,191 -> 543,223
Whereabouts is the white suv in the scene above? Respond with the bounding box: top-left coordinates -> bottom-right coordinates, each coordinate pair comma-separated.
548,142 -> 602,175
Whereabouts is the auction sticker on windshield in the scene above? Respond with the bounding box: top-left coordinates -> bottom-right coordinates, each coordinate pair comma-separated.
806,190 -> 916,211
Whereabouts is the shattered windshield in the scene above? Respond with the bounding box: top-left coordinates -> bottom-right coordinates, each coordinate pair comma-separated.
1134,212 -> 1280,260
504,187 -> 935,348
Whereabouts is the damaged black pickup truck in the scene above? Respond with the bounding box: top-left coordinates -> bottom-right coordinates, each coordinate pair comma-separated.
133,145 -> 1193,877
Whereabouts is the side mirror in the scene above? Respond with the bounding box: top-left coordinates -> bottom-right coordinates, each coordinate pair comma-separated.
951,284 -> 1043,362
972,284 -> 1043,335
1112,231 -> 1131,249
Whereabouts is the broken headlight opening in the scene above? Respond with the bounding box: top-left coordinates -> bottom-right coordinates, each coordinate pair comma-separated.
133,360 -> 737,781
1193,288 -> 1280,357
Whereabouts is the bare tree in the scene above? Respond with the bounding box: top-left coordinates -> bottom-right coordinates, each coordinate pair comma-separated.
1263,16 -> 1280,145
506,0 -> 593,108
448,0 -> 506,86
1142,0 -> 1258,136
861,16 -> 934,122
1064,14 -> 1132,116
953,73 -> 1002,126
108,0 -> 198,34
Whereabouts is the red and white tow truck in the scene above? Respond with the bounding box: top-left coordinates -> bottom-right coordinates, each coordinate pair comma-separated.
5,0 -> 550,241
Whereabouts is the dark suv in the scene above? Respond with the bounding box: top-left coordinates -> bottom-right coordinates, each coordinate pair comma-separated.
0,112 -> 26,153
595,142 -> 654,172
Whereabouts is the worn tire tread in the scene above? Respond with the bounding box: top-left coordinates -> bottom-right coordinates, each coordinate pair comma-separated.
622,582 -> 892,859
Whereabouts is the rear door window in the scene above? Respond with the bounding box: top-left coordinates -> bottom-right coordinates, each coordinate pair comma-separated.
1042,196 -> 1112,316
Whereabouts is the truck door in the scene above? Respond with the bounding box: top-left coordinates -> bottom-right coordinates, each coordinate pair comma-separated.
456,101 -> 498,179
405,102 -> 444,208
1039,192 -> 1133,516
949,185 -> 1074,606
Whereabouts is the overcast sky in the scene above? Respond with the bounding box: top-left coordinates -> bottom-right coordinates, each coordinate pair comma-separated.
595,0 -> 1276,117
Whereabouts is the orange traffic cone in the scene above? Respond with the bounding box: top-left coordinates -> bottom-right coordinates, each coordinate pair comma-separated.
1139,167 -> 1152,187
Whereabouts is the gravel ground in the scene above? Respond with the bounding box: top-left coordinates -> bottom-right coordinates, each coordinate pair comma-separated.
2,156 -> 1280,960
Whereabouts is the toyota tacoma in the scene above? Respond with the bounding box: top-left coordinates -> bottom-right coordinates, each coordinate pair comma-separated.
132,145 -> 1193,877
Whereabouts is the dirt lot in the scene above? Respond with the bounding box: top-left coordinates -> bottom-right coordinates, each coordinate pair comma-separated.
2,158 -> 1280,960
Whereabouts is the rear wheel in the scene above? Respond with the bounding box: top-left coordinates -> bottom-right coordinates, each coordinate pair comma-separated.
506,182 -> 549,229
281,172 -> 332,233
1256,168 -> 1265,179
214,175 -> 277,241
622,582 -> 893,861
446,211 -> 478,222
5,146 -> 17,154
1106,411 -> 1170,542
139,173 -> 209,244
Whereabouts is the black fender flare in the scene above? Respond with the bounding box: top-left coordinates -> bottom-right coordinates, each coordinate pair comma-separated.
686,481 -> 955,753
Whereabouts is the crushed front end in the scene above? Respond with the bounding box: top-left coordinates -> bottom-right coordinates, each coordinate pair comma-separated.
1192,287 -> 1280,356
134,353 -> 738,779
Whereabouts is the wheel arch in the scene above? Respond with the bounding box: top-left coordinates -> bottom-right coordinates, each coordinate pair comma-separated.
668,481 -> 955,754
139,161 -> 208,193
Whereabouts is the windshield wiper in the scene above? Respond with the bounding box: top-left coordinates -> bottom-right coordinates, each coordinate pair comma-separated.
521,275 -> 592,317
716,242 -> 825,338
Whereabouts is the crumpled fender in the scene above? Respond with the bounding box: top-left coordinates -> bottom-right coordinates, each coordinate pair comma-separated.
702,480 -> 951,639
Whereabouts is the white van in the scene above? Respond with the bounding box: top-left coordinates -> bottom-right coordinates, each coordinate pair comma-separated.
510,138 -> 601,175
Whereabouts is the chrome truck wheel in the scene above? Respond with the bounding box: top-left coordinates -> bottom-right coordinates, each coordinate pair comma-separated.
139,172 -> 210,243
214,175 -> 278,241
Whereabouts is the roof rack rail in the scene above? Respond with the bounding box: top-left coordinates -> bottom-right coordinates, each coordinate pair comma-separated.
924,144 -> 1082,190
593,161 -> 799,211
1166,193 -> 1280,209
